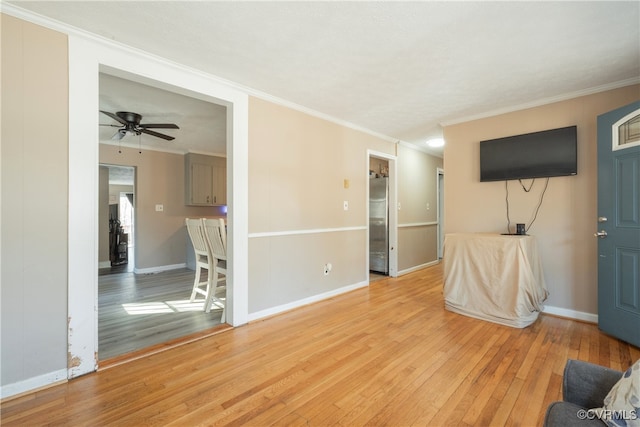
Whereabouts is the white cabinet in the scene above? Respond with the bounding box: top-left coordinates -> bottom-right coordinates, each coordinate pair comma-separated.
185,153 -> 226,206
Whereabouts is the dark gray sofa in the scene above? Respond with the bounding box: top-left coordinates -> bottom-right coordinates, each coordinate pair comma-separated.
544,359 -> 623,426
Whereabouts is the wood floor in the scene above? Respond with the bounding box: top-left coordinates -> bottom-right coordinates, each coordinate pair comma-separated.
3,263 -> 638,426
99,268 -> 224,360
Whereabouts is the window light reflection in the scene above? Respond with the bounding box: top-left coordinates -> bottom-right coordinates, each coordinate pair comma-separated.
122,299 -> 216,315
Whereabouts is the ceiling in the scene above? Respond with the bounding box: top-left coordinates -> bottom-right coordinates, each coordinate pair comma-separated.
7,1 -> 640,157
99,73 -> 227,155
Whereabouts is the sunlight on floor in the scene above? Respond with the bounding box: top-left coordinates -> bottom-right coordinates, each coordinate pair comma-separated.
122,299 -> 209,315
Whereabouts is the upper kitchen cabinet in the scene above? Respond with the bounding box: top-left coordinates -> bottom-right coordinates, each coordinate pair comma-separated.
185,153 -> 226,206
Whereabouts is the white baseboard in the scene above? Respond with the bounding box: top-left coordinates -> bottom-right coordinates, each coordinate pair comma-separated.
543,305 -> 598,324
397,259 -> 440,276
133,263 -> 186,275
249,260 -> 441,321
98,260 -> 111,268
248,280 -> 369,322
0,369 -> 67,400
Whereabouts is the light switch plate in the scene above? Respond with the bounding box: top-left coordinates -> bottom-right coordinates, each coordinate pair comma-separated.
155,204 -> 164,212
343,201 -> 349,211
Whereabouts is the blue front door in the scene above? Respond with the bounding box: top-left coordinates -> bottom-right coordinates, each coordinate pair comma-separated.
597,101 -> 640,347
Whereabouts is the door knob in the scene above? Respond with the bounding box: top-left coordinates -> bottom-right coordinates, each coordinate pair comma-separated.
594,230 -> 608,238
598,216 -> 608,223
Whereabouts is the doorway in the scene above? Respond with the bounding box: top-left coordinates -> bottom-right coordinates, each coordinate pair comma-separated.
437,168 -> 444,259
99,164 -> 135,275
96,71 -> 230,362
369,157 -> 390,277
67,37 -> 250,378
596,102 -> 640,347
367,151 -> 398,280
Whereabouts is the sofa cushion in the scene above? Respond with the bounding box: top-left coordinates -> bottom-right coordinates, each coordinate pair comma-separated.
544,401 -> 605,427
564,359 -> 624,408
590,359 -> 640,427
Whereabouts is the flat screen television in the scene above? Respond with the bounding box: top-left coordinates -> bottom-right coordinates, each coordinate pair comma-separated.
480,125 -> 577,182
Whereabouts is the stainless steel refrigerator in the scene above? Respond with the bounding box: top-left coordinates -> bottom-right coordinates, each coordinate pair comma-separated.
369,177 -> 389,274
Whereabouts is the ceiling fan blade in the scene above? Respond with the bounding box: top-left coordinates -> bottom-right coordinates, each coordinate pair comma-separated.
100,123 -> 122,127
111,129 -> 127,140
100,110 -> 129,126
140,123 -> 180,129
140,128 -> 175,141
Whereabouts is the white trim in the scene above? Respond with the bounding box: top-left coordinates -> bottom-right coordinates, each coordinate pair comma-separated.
542,305 -> 598,324
611,108 -> 640,151
68,35 -> 100,379
398,221 -> 438,228
133,263 -> 187,275
248,280 -> 369,322
4,3 -> 637,159
436,167 -> 445,259
441,77 -> 640,127
65,25 -> 250,379
0,369 -> 67,400
397,260 -> 440,276
98,261 -> 111,269
398,140 -> 443,158
248,226 -> 366,239
1,3 -> 404,149
252,95 -> 398,146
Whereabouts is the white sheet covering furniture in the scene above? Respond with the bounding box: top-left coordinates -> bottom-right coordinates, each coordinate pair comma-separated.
443,233 -> 549,328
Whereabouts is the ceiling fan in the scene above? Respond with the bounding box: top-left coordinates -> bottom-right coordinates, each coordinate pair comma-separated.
100,110 -> 179,141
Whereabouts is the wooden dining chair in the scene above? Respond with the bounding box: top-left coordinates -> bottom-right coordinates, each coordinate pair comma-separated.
201,218 -> 227,322
184,218 -> 222,319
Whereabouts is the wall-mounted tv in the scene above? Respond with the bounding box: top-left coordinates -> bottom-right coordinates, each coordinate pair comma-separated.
480,125 -> 577,182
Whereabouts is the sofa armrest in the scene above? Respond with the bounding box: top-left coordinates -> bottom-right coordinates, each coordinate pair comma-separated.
563,359 -> 622,409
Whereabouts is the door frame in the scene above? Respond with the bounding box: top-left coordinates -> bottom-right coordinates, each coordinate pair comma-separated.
367,150 -> 398,278
67,33 -> 249,378
437,167 -> 444,259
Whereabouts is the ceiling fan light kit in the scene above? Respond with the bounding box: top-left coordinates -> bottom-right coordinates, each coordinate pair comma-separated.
100,110 -> 179,141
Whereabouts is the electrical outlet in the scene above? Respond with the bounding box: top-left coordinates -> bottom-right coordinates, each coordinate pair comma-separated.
323,263 -> 333,276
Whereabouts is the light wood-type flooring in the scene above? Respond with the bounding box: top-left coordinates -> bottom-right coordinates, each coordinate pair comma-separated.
3,263 -> 639,426
99,268 -> 224,360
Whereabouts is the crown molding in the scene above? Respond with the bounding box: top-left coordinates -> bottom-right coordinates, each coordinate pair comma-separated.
440,77 -> 640,127
398,140 -> 443,158
2,3 -> 403,148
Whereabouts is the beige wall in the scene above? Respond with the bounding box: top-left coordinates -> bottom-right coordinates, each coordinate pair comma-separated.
248,97 -> 395,313
397,145 -> 443,271
1,15 -> 69,386
99,145 -> 226,270
443,85 -> 640,315
0,12 -> 452,395
249,97 -> 396,233
247,97 -> 443,314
